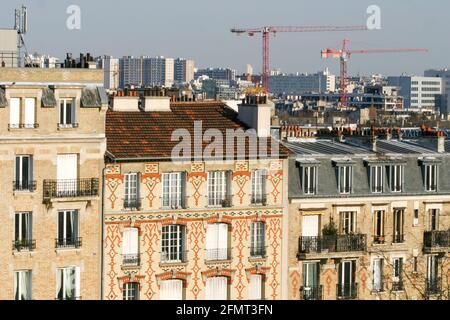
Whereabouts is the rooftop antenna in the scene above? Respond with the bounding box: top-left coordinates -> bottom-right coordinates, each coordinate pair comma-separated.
14,5 -> 31,67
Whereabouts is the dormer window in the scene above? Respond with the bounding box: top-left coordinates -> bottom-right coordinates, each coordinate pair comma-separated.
301,166 -> 318,195
370,165 -> 384,193
338,165 -> 353,194
388,164 -> 404,192
424,164 -> 438,192
59,98 -> 77,128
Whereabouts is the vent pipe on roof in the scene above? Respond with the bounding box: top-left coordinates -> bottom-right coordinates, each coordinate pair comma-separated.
371,135 -> 378,152
437,131 -> 445,153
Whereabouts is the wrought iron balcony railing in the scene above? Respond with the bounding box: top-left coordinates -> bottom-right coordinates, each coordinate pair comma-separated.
300,285 -> 323,300
122,254 -> 141,267
13,180 -> 37,192
55,237 -> 82,249
208,195 -> 233,208
373,235 -> 386,244
43,179 -> 99,200
12,239 -> 36,251
251,194 -> 267,206
393,234 -> 405,244
298,234 -> 367,255
424,230 -> 450,248
8,123 -> 39,129
205,248 -> 231,261
55,296 -> 81,300
426,278 -> 442,296
336,283 -> 358,300
123,197 -> 142,210
250,245 -> 266,258
391,280 -> 404,292
160,250 -> 188,263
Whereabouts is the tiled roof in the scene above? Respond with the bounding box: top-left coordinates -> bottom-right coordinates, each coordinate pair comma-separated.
106,102 -> 290,160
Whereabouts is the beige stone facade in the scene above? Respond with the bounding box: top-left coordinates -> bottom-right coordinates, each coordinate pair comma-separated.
0,68 -> 107,300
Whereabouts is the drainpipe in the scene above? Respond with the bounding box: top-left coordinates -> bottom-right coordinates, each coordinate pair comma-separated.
100,166 -> 106,300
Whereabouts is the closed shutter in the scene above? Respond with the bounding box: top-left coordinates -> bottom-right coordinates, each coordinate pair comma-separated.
75,267 -> 81,299
249,274 -> 263,300
10,98 -> 20,127
206,277 -> 227,300
122,228 -> 138,255
24,98 -> 35,128
302,215 -> 319,237
217,223 -> 228,260
160,279 -> 183,300
206,224 -> 218,260
57,154 -> 78,193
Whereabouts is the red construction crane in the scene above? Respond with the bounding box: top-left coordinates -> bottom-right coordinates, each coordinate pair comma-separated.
230,25 -> 368,92
321,39 -> 428,107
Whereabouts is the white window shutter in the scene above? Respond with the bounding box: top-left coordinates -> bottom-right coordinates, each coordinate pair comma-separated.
206,224 -> 218,260
122,228 -> 131,254
24,98 -> 35,127
218,223 -> 228,259
160,280 -> 182,300
122,228 -> 138,255
75,267 -> 81,299
206,277 -> 227,300
249,274 -> 262,300
302,215 -> 319,237
10,98 -> 20,126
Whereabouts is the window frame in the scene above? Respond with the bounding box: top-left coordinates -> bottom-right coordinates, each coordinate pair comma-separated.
161,224 -> 185,263
59,98 -> 76,127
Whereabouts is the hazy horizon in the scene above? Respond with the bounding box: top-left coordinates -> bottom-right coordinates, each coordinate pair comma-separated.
1,0 -> 449,76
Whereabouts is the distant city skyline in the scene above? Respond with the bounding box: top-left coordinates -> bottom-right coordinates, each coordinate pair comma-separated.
1,0 -> 449,76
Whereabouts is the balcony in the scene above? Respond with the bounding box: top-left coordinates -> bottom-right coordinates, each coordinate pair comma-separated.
426,278 -> 441,297
250,245 -> 267,258
55,237 -> 82,249
57,123 -> 79,129
122,254 -> 141,268
424,230 -> 450,252
391,280 -> 404,292
43,179 -> 99,201
208,195 -> 233,208
298,234 -> 366,258
123,198 -> 142,210
8,123 -> 39,129
373,235 -> 386,245
55,296 -> 81,300
160,250 -> 188,264
393,234 -> 405,244
205,248 -> 231,262
300,285 -> 323,300
251,194 -> 267,206
336,283 -> 358,300
12,239 -> 36,251
13,181 -> 37,192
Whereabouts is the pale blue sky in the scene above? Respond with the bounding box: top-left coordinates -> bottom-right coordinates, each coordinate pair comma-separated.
1,0 -> 449,76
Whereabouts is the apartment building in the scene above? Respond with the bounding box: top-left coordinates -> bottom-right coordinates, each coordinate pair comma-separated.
0,68 -> 108,300
286,130 -> 449,300
174,58 -> 195,84
387,76 -> 442,113
424,69 -> 450,118
98,55 -> 119,90
103,94 -> 290,300
119,56 -> 175,89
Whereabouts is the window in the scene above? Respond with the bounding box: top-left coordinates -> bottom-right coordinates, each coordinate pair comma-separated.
24,98 -> 36,128
339,211 -> 356,235
206,223 -> 229,260
429,209 -> 439,231
249,274 -> 264,300
160,279 -> 183,300
388,165 -> 403,192
123,282 -> 139,300
251,169 -> 267,205
393,209 -> 405,243
427,256 -> 439,293
424,164 -> 438,192
161,225 -> 185,263
59,98 -> 76,127
122,227 -> 139,266
370,165 -> 383,193
372,259 -> 383,292
9,97 -> 20,128
56,154 -> 78,196
205,277 -> 228,300
392,258 -> 404,291
337,261 -> 356,299
301,166 -> 317,195
162,172 -> 185,209
338,166 -> 352,194
124,173 -> 140,209
208,171 -> 231,207
412,257 -> 418,273
57,210 -> 80,248
14,270 -> 32,300
250,222 -> 265,257
413,209 -> 419,226
373,210 -> 385,244
56,267 -> 80,300
302,262 -> 320,300
15,155 -> 33,191
14,212 -> 33,250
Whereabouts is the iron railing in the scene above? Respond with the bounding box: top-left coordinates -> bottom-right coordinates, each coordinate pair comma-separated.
122,254 -> 141,267
55,296 -> 81,300
13,180 -> 37,192
250,245 -> 266,258
43,179 -> 99,199
8,123 -> 39,129
160,250 -> 188,263
373,235 -> 386,244
336,283 -> 358,300
205,248 -> 231,261
298,234 -> 367,254
300,285 -> 323,300
424,230 -> 450,248
393,234 -> 405,244
57,123 -> 79,129
251,194 -> 267,206
12,239 -> 36,251
391,281 -> 404,292
55,237 -> 82,249
123,197 -> 141,210
208,195 -> 233,208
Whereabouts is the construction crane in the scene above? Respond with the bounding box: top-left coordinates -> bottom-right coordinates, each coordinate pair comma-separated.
230,25 -> 368,92
321,39 -> 428,107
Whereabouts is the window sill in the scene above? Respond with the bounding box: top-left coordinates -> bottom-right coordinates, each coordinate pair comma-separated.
57,124 -> 79,130
12,250 -> 36,257
55,247 -> 82,254
248,255 -> 267,262
205,259 -> 232,265
159,261 -> 188,268
13,190 -> 37,196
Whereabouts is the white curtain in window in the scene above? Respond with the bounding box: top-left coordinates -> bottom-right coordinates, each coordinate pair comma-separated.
24,98 -> 35,128
10,98 -> 20,127
160,279 -> 183,300
205,277 -> 227,300
122,228 -> 139,255
302,215 -> 319,237
56,154 -> 78,193
249,274 -> 263,300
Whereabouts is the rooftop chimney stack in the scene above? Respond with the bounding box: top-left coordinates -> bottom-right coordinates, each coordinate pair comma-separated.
437,131 -> 445,153
238,94 -> 273,138
371,135 -> 378,153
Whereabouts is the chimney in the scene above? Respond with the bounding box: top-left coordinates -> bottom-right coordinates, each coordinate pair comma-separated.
371,135 -> 378,152
141,96 -> 171,112
437,131 -> 445,153
237,94 -> 273,138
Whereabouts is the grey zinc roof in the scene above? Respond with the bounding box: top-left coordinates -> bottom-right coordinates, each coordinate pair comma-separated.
286,138 -> 450,199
